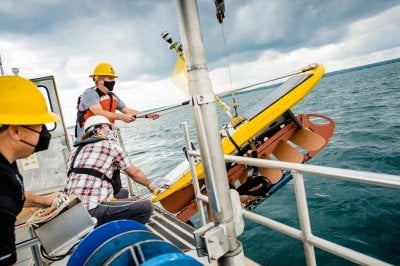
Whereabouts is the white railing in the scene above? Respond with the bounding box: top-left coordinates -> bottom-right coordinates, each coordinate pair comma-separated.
185,149 -> 399,265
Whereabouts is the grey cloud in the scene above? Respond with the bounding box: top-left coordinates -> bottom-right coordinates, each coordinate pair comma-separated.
213,0 -> 399,63
1,0 -> 399,86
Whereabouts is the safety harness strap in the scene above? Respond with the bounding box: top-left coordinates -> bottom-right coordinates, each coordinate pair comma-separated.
67,138 -> 112,185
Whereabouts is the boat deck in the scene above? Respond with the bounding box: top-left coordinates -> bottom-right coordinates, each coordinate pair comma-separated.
147,205 -> 197,252
16,204 -> 214,265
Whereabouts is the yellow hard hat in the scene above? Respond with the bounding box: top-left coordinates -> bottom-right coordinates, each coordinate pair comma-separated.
89,62 -> 118,78
0,75 -> 60,125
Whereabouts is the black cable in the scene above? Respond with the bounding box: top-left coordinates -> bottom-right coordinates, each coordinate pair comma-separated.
39,241 -> 79,261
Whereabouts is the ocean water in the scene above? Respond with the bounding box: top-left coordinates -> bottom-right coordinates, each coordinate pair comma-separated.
119,59 -> 400,265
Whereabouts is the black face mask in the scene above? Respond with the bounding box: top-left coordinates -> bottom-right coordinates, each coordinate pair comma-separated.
103,80 -> 115,91
21,125 -> 52,153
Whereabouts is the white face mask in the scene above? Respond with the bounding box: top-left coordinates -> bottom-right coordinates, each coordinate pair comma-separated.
93,124 -> 114,139
101,125 -> 116,141
106,129 -> 116,141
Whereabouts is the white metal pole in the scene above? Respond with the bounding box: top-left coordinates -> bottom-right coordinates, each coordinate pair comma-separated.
292,171 -> 317,265
175,0 -> 244,263
181,122 -> 207,226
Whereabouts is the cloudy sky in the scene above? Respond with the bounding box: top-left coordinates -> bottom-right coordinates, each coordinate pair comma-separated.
1,0 -> 400,126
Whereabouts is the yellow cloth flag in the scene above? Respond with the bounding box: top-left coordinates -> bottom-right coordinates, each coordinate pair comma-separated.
171,56 -> 189,95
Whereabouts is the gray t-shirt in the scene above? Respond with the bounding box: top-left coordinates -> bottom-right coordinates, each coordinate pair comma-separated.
75,87 -> 127,139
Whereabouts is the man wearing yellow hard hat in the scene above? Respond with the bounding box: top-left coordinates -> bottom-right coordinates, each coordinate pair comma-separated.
75,62 -> 160,139
0,75 -> 61,265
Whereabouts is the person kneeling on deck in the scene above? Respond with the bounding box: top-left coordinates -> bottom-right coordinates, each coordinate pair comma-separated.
64,115 -> 154,226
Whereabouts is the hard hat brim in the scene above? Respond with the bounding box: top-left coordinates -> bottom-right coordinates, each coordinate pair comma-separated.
83,115 -> 115,133
0,112 -> 60,125
89,74 -> 118,78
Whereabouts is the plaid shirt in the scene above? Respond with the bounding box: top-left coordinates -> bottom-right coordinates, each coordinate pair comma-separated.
64,139 -> 130,210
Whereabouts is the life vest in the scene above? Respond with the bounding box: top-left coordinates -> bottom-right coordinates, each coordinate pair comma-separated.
76,88 -> 118,127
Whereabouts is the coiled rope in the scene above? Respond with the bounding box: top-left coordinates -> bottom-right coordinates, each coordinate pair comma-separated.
26,194 -> 70,227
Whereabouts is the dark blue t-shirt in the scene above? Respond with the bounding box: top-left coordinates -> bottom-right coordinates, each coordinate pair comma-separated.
0,153 -> 25,265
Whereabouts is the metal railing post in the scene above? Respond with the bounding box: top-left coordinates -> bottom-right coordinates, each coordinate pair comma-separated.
290,171 -> 316,265
29,227 -> 43,266
181,122 -> 207,226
